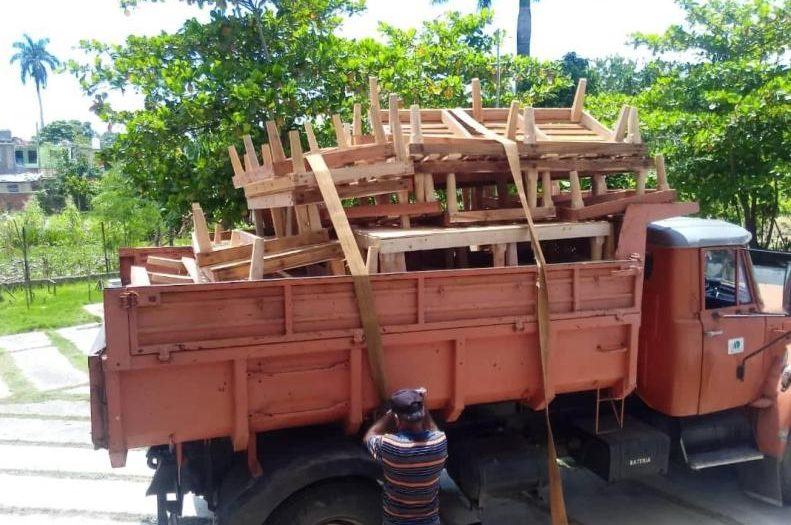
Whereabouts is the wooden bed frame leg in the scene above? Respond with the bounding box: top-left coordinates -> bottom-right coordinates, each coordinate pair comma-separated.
591,236 -> 605,261
446,173 -> 458,213
569,171 -> 585,210
506,243 -> 519,266
593,174 -> 607,196
492,244 -> 507,268
541,171 -> 553,209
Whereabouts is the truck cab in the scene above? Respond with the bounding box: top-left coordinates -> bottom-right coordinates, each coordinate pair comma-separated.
638,217 -> 791,500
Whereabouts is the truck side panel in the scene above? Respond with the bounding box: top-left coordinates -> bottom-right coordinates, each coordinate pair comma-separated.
96,261 -> 643,465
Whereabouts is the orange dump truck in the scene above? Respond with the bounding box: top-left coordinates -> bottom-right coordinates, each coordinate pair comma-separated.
89,201 -> 791,524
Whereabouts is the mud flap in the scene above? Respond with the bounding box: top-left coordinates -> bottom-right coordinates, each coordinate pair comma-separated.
88,351 -> 108,449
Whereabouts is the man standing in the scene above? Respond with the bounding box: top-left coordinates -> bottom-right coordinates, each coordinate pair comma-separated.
364,388 -> 448,525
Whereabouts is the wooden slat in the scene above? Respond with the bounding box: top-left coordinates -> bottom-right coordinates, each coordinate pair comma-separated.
211,242 -> 344,281
148,272 -> 193,284
195,230 -> 330,267
570,78 -> 587,122
446,206 -> 555,224
191,203 -> 212,254
342,201 -> 442,220
266,121 -> 286,162
471,78 -> 483,121
146,256 -> 185,272
558,190 -> 677,221
130,266 -> 150,286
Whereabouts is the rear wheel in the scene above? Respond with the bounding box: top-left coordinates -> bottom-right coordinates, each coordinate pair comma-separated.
265,479 -> 381,525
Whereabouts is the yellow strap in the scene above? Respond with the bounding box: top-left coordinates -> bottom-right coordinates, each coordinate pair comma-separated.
306,153 -> 389,401
448,107 -> 568,524
499,137 -> 568,525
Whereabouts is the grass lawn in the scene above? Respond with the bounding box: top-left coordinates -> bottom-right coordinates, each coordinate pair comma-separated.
0,281 -> 102,335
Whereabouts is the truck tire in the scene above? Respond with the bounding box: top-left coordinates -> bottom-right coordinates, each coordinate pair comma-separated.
265,479 -> 381,525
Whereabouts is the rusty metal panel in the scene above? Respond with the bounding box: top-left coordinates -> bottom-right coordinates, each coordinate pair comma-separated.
100,261 -> 644,461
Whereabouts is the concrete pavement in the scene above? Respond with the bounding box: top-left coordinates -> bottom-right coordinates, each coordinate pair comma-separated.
0,307 -> 212,524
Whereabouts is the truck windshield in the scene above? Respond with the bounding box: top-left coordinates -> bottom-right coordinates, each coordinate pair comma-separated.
704,248 -> 752,309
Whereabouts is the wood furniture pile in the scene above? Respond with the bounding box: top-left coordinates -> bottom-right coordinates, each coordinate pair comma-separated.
131,78 -> 677,284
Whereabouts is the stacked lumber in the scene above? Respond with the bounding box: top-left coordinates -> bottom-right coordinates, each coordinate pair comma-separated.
172,76 -> 677,282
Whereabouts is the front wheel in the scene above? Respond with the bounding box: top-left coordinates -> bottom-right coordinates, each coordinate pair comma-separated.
266,479 -> 381,525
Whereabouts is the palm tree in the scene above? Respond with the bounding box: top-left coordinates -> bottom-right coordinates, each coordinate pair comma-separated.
432,0 -> 538,56
10,34 -> 61,129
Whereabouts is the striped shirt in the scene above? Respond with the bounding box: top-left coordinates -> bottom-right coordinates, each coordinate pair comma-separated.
367,430 -> 448,525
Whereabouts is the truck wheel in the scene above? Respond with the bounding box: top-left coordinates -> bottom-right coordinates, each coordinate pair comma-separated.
266,479 -> 381,525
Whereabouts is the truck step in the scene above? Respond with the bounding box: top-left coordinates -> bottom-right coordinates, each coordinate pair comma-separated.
686,446 -> 764,470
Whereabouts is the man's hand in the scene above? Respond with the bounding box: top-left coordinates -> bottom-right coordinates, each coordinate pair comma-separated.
781,365 -> 791,392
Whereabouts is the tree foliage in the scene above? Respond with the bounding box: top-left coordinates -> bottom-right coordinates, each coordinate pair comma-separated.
628,0 -> 790,247
10,34 -> 60,128
37,120 -> 95,145
72,4 -> 567,226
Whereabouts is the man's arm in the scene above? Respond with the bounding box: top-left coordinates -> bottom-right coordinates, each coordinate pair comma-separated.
363,410 -> 395,444
423,408 -> 439,432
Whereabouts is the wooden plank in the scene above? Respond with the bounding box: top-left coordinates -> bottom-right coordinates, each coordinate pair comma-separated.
293,161 -> 414,187
149,271 -> 193,284
414,157 -> 654,174
471,78 -> 483,121
446,173 -> 458,214
389,94 -> 406,160
627,106 -> 642,144
446,206 -> 555,225
213,224 -> 224,245
130,266 -> 150,286
333,114 -> 349,149
656,154 -> 670,191
611,105 -> 630,142
243,135 -> 260,169
353,220 -> 611,255
266,121 -> 286,162
369,106 -> 386,145
365,246 -> 379,274
146,256 -> 185,272
191,203 -> 212,254
195,230 -> 330,266
294,179 -> 412,205
558,189 -> 677,221
211,242 -> 344,281
352,103 -> 363,143
304,122 -> 320,152
580,111 -> 612,138
569,171 -> 584,209
248,237 -> 265,280
243,176 -> 297,198
570,78 -> 587,122
492,244 -> 506,267
505,101 -> 520,140
441,109 -> 473,138
412,138 -> 647,157
181,257 -> 202,283
342,201 -> 442,219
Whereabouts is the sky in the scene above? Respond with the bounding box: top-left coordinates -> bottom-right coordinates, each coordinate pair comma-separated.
0,0 -> 685,140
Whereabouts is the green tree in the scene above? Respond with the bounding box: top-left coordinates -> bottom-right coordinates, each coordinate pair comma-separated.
72,3 -> 565,225
10,34 -> 61,129
629,0 -> 790,248
431,0 -> 540,56
37,120 -> 94,145
38,150 -> 101,213
92,169 -> 163,246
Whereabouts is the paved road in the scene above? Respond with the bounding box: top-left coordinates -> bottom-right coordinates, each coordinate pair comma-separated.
0,312 -> 788,524
0,312 -> 212,525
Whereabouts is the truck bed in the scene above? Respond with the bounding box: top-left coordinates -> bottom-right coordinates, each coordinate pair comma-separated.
91,258 -> 643,467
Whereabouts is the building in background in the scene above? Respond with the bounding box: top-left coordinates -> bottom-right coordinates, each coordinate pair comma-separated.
0,129 -> 42,211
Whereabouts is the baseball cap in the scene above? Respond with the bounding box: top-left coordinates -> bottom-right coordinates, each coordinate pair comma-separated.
390,389 -> 425,422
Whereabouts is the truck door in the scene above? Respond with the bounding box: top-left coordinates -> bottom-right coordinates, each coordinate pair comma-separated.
698,247 -> 766,414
